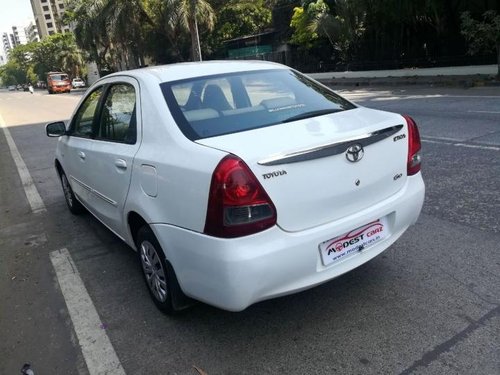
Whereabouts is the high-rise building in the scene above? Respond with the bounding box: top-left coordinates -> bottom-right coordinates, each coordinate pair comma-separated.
25,21 -> 40,43
2,32 -> 11,56
30,0 -> 70,39
10,26 -> 28,47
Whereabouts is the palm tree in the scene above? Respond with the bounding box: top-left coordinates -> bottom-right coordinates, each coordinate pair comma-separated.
58,35 -> 85,77
178,0 -> 216,61
69,0 -> 216,67
70,0 -> 111,72
101,0 -> 154,68
308,0 -> 365,64
147,0 -> 189,62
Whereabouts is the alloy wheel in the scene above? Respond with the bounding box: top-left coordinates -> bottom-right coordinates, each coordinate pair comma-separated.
140,240 -> 168,302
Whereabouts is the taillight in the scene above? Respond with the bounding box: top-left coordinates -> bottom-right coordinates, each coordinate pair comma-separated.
403,115 -> 422,176
204,155 -> 277,238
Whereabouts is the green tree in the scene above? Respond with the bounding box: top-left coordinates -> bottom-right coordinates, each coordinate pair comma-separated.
7,44 -> 32,74
66,0 -> 112,72
179,0 -> 216,61
67,0 -> 216,66
56,34 -> 85,77
310,0 -> 365,63
31,33 -> 84,79
290,5 -> 318,49
142,0 -> 192,63
101,0 -> 153,67
0,61 -> 26,85
67,0 -> 151,71
0,33 -> 85,85
461,10 -> 500,77
289,0 -> 365,63
209,0 -> 272,54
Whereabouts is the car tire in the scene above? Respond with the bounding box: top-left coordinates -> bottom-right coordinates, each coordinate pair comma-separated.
136,226 -> 188,314
60,172 -> 85,214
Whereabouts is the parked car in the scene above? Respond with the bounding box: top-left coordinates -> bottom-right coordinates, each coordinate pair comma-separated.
47,71 -> 71,94
72,77 -> 86,89
46,61 -> 425,314
8,85 -> 16,91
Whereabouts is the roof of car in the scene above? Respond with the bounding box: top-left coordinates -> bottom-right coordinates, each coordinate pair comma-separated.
105,60 -> 289,84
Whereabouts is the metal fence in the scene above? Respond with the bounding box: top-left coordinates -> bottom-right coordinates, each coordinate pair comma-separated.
228,50 -> 496,73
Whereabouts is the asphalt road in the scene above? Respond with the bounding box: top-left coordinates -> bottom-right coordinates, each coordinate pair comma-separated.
0,86 -> 499,375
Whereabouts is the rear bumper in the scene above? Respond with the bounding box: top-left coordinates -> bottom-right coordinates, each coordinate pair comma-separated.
151,174 -> 425,311
51,85 -> 71,92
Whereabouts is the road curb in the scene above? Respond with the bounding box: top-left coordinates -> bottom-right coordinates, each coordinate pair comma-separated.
314,75 -> 500,88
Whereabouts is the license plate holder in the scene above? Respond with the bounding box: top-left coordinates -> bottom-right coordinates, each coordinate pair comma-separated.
319,217 -> 389,266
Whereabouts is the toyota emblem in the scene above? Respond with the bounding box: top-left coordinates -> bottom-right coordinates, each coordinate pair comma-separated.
346,144 -> 364,162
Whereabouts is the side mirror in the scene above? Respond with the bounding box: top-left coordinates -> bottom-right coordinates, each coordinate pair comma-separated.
46,121 -> 67,137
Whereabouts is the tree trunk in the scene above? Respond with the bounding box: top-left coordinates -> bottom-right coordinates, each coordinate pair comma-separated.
188,0 -> 202,61
189,18 -> 202,62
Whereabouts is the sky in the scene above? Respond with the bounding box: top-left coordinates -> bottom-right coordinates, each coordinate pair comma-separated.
0,0 -> 34,59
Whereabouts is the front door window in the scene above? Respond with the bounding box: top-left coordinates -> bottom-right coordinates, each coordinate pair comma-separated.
71,87 -> 104,138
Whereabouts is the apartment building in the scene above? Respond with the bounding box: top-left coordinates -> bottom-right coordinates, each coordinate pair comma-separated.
10,26 -> 28,47
25,21 -> 40,43
30,0 -> 70,39
2,32 -> 11,57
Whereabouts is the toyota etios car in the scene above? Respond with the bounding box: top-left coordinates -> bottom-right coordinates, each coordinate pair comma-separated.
46,61 -> 425,313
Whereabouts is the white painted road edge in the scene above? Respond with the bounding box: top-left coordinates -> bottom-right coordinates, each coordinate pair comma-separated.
421,137 -> 500,151
0,113 -> 46,213
50,248 -> 126,375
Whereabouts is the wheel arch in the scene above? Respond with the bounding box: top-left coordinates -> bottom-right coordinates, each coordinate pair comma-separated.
54,159 -> 63,177
128,211 -> 148,248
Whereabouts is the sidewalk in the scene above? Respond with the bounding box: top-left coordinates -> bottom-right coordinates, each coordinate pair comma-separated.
308,64 -> 499,87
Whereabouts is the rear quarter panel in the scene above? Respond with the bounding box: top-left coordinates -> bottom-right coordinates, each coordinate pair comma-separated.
124,79 -> 226,239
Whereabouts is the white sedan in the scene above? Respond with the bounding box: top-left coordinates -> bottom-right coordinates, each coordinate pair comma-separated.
72,77 -> 86,88
46,61 -> 424,313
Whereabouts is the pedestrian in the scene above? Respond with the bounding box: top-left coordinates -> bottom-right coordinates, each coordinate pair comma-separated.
28,84 -> 34,94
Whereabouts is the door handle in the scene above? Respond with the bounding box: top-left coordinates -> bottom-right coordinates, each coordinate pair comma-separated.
78,151 -> 86,160
115,159 -> 127,170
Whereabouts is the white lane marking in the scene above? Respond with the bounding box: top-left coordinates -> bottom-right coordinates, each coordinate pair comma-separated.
50,248 -> 126,375
422,137 -> 500,151
468,110 -> 500,114
342,93 -> 500,101
0,113 -> 46,213
421,136 -> 458,142
440,95 -> 500,99
454,143 -> 500,151
421,139 -> 451,145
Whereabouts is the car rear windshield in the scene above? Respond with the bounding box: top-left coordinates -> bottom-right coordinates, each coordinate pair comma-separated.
161,69 -> 355,140
50,74 -> 68,81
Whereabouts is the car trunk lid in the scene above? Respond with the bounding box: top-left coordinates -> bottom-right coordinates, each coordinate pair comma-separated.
197,107 -> 409,232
